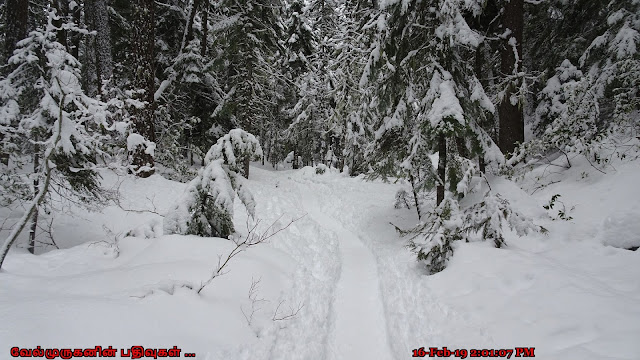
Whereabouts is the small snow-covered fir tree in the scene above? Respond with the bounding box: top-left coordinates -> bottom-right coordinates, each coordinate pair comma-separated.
509,60 -> 600,168
406,196 -> 463,274
405,190 -> 541,274
164,129 -> 262,238
205,128 -> 263,178
164,159 -> 237,238
462,193 -> 542,248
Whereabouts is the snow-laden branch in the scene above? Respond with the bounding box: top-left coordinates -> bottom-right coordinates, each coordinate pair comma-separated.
0,85 -> 65,271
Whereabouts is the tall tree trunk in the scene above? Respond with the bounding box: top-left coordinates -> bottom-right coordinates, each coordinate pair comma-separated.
437,134 -> 447,206
498,0 -> 524,155
3,0 -> 29,62
70,1 -> 81,59
201,2 -> 208,56
51,0 -> 69,47
183,0 -> 202,49
130,0 -> 156,178
94,0 -> 113,94
475,42 -> 487,171
84,0 -> 99,97
28,146 -> 40,255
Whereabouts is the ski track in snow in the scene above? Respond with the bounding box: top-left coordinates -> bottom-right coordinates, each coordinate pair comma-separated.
3,165 -> 640,360
295,177 -> 394,360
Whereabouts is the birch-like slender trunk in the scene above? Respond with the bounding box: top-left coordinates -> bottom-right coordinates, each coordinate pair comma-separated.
0,95 -> 65,271
437,134 -> 447,206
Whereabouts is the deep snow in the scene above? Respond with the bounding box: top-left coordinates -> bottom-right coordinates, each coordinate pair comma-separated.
1,159 -> 639,359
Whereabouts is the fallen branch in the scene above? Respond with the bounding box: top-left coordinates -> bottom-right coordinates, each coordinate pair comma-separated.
272,299 -> 304,322
196,215 -> 303,294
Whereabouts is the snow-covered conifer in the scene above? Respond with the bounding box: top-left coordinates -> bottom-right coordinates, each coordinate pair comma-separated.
205,129 -> 264,178
0,9 -> 113,266
164,159 -> 237,238
164,129 -> 261,238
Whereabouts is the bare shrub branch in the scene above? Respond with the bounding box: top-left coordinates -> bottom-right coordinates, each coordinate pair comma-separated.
196,215 -> 303,294
240,277 -> 268,326
272,299 -> 304,322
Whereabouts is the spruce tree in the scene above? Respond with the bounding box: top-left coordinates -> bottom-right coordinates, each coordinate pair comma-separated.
0,10 -> 113,266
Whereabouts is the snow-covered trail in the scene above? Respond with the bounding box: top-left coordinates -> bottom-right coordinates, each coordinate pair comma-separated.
297,179 -> 394,360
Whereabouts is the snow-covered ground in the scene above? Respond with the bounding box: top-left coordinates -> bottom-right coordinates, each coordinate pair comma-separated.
1,160 -> 639,359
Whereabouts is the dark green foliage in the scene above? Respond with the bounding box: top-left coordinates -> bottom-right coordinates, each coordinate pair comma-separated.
406,197 -> 462,274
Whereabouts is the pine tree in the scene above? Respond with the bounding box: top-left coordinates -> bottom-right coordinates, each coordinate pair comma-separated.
164,129 -> 262,238
1,0 -> 29,165
205,129 -> 264,178
212,0 -> 285,142
360,0 -> 544,273
0,10 -> 113,267
510,0 -> 639,168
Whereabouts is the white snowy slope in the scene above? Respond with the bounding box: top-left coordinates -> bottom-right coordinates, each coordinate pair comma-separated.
1,161 -> 639,359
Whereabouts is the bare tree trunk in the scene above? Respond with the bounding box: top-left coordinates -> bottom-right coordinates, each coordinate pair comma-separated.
94,0 -> 113,94
498,0 -> 524,155
0,95 -> 66,271
183,0 -> 202,49
243,157 -> 250,179
409,174 -> 422,220
51,0 -> 69,47
3,0 -> 29,61
1,154 -> 52,269
455,137 -> 467,158
437,134 -> 447,206
70,1 -> 81,59
28,145 -> 41,255
84,0 -> 99,97
201,2 -> 208,56
130,0 -> 156,178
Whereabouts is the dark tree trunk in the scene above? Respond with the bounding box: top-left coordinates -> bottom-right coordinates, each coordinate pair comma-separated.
409,173 -> 422,220
84,0 -> 99,96
474,41 -> 488,172
292,149 -> 298,169
243,157 -> 250,179
51,0 -> 69,46
70,2 -> 81,59
83,0 -> 111,97
94,0 -> 113,92
201,2 -> 208,56
437,134 -> 447,206
184,0 -> 202,48
455,137 -> 467,158
498,0 -> 525,155
130,0 -> 156,178
3,0 -> 29,62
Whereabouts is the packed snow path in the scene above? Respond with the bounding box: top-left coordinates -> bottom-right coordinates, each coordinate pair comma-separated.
2,165 -> 640,360
298,180 -> 394,360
